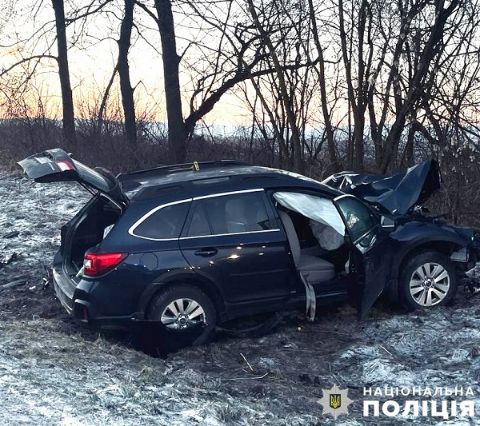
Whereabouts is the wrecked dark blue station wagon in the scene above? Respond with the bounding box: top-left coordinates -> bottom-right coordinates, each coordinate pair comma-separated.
19,149 -> 480,346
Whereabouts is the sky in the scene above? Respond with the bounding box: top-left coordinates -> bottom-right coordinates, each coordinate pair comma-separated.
0,0 -> 251,126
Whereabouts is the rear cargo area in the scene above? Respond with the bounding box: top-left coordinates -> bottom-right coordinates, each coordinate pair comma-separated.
63,195 -> 122,277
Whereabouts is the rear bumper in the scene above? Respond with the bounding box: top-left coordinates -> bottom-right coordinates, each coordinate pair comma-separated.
53,267 -> 75,315
52,267 -> 141,330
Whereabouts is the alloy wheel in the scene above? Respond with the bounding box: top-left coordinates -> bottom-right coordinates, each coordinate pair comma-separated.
409,262 -> 450,307
160,298 -> 206,330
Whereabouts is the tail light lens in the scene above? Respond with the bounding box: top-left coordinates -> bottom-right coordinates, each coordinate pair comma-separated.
83,252 -> 127,277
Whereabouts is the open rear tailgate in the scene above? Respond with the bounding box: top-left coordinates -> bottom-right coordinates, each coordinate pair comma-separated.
18,148 -> 128,206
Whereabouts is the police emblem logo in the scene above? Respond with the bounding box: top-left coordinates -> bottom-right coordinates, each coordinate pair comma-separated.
330,393 -> 341,409
318,385 -> 353,420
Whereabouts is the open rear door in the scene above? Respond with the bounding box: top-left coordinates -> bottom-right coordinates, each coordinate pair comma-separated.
18,148 -> 128,207
334,195 -> 392,318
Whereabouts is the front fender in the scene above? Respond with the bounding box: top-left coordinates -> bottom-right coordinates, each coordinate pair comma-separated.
388,220 -> 469,283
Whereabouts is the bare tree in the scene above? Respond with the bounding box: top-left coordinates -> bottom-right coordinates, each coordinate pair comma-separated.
378,0 -> 461,172
246,0 -> 304,171
308,0 -> 340,171
117,0 -> 137,145
153,0 -> 187,162
135,0 -> 316,165
2,0 -> 480,190
51,0 -> 76,144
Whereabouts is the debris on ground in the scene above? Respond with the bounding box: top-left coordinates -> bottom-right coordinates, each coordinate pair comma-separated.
0,252 -> 18,269
3,230 -> 19,239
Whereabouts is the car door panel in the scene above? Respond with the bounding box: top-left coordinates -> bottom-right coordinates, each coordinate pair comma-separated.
179,191 -> 295,304
334,195 -> 392,318
350,228 -> 392,317
180,232 -> 293,303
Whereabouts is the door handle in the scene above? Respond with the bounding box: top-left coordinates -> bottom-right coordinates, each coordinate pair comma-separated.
194,248 -> 218,257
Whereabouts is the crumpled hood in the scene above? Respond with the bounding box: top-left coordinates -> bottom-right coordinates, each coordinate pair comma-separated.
322,160 -> 441,215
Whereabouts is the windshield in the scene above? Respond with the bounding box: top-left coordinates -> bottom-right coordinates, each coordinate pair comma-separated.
335,196 -> 378,241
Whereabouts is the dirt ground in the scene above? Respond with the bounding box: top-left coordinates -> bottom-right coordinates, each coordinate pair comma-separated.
1,172 -> 480,425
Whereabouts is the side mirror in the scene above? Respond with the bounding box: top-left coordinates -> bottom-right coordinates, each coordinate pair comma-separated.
381,215 -> 395,228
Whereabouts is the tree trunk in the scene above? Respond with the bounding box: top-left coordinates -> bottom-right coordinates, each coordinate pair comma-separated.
404,123 -> 415,166
117,0 -> 137,145
352,114 -> 365,170
339,0 -> 358,170
154,0 -> 187,163
97,65 -> 117,134
51,0 -> 76,144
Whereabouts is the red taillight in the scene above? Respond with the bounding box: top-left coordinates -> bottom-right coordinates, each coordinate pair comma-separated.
83,252 -> 127,277
56,160 -> 74,171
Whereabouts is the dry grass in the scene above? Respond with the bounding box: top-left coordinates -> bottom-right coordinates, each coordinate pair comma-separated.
2,118 -> 480,228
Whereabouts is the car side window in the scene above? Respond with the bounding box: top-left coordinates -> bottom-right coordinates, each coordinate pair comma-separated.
335,196 -> 377,241
186,192 -> 274,237
133,201 -> 190,239
187,203 -> 211,237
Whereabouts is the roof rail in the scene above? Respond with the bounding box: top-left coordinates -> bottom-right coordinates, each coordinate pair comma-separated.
117,160 -> 249,183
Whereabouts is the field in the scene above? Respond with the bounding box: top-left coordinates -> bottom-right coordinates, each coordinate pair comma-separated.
1,173 -> 479,425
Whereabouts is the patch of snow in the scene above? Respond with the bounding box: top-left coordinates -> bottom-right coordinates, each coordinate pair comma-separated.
1,174 -> 480,424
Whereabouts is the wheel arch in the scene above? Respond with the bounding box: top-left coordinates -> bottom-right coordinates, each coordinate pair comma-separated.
138,272 -> 226,319
395,240 -> 465,279
387,239 -> 464,301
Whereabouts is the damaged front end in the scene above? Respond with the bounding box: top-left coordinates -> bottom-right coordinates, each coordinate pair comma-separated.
324,160 -> 480,306
462,232 -> 480,295
323,159 -> 441,215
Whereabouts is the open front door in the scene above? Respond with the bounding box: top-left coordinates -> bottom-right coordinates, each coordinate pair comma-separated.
334,195 -> 392,319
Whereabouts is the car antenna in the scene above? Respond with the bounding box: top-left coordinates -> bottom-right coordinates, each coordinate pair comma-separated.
192,161 -> 200,172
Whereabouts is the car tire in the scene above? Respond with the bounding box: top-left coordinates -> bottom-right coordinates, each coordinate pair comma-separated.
399,251 -> 457,311
147,284 -> 217,347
